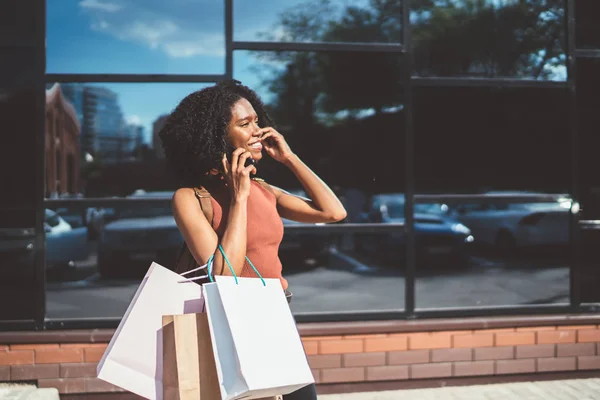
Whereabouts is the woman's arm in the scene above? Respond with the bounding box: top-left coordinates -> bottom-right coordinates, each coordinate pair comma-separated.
259,129 -> 347,224
172,150 -> 256,276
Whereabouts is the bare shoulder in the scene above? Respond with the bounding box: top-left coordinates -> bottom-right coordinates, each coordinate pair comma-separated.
172,187 -> 199,211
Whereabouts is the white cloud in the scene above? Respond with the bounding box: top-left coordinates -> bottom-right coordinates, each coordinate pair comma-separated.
79,0 -> 122,13
79,0 -> 224,58
126,115 -> 142,125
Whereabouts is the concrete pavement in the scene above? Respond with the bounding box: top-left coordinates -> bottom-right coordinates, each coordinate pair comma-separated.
319,378 -> 600,399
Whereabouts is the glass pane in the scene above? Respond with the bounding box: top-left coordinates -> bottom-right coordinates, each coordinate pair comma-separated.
412,0 -> 566,81
414,84 -> 571,309
0,0 -> 41,44
236,50 -> 405,314
234,0 -> 401,43
577,58 -> 600,304
575,0 -> 600,50
45,82 -> 211,319
46,0 -> 224,74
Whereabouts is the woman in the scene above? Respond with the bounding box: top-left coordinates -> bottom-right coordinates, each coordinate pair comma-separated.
159,80 -> 346,400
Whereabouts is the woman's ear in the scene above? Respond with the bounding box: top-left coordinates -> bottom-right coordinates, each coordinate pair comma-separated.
208,168 -> 220,176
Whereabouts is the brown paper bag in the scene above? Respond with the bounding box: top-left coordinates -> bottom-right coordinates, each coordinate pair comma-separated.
162,313 -> 221,400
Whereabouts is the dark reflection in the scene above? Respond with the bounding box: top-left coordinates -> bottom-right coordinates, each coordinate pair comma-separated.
236,0 -> 401,43
0,0 -> 41,44
575,0 -> 600,50
577,58 -> 600,303
46,0 -> 225,74
414,84 -> 571,308
412,0 -> 566,80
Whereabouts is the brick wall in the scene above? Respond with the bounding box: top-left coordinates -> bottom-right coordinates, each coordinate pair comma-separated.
1,324 -> 600,395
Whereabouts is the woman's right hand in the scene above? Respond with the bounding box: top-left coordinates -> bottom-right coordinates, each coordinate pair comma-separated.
222,148 -> 257,201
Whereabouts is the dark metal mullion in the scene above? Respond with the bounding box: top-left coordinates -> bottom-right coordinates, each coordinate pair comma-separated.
232,41 -> 404,53
44,74 -> 229,83
411,77 -> 568,89
403,0 -> 415,318
35,0 -> 47,331
225,0 -> 233,78
566,0 -> 581,310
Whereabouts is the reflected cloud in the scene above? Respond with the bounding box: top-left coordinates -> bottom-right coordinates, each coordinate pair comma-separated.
79,0 -> 122,13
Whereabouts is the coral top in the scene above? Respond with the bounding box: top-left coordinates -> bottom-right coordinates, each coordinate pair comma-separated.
209,180 -> 287,290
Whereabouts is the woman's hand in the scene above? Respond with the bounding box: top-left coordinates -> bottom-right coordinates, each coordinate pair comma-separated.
260,128 -> 294,164
222,148 -> 257,201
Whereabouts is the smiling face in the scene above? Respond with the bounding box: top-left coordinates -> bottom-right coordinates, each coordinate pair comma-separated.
226,97 -> 263,161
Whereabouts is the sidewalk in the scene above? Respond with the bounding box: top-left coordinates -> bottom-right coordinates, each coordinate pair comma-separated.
320,378 -> 600,399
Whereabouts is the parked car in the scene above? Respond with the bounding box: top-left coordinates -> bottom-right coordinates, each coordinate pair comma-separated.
356,194 -> 474,267
97,191 -> 182,279
447,193 -> 574,254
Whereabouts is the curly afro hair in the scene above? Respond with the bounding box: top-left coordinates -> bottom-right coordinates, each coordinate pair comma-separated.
159,80 -> 275,187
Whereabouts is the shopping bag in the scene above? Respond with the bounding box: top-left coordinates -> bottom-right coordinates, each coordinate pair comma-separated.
162,313 -> 221,400
203,276 -> 314,400
96,262 -> 206,400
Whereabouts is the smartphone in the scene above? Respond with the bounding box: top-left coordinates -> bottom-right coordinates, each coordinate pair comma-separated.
226,146 -> 255,168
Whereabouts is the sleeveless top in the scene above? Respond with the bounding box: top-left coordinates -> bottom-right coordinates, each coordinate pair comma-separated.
209,180 -> 288,290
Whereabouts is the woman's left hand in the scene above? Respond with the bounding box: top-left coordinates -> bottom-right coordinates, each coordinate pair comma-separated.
260,128 -> 294,163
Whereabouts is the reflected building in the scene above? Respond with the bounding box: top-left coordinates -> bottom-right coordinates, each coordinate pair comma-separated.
124,122 -> 145,160
45,84 -> 81,197
152,114 -> 169,159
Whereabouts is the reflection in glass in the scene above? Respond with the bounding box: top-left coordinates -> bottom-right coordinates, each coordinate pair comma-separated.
46,0 -> 224,74
414,84 -> 572,309
235,0 -> 401,43
412,0 -> 566,80
575,1 -> 600,50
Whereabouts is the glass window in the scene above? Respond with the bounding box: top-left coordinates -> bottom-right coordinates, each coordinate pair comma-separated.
412,0 -> 566,81
44,82 -> 210,319
0,0 -> 41,44
46,0 -> 225,74
577,58 -> 600,304
235,50 -> 406,314
234,0 -> 401,43
575,0 -> 600,50
413,84 -> 572,309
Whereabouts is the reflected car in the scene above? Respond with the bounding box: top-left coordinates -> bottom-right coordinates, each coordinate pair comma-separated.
355,194 -> 474,267
447,193 -> 574,254
0,209 -> 91,274
97,191 -> 183,278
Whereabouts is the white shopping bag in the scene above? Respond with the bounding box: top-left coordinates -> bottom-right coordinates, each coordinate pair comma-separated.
97,262 -> 206,400
203,276 -> 314,400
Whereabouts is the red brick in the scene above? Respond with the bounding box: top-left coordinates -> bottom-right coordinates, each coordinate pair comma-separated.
38,378 -> 86,394
36,348 -> 84,364
474,346 -> 514,361
84,347 -> 106,363
479,328 -> 515,334
10,344 -> 60,350
366,365 -> 409,381
516,344 -> 555,359
343,352 -> 385,367
86,377 -> 125,392
495,332 -> 535,346
302,336 -> 342,341
11,364 -> 59,380
302,340 -> 319,355
364,336 -> 407,352
537,330 -> 576,344
557,343 -> 596,357
343,334 -> 387,340
410,363 -> 452,379
453,361 -> 494,377
0,365 -> 9,380
453,334 -> 493,348
579,356 -> 600,370
320,367 -> 365,383
537,357 -> 576,372
496,359 -> 536,374
0,345 -> 8,351
61,343 -> 107,348
516,326 -> 556,332
0,350 -> 34,366
320,339 -> 363,355
578,328 -> 600,343
311,369 -> 321,384
431,348 -> 472,363
561,325 -> 596,330
307,354 -> 341,369
408,333 -> 451,350
387,350 -> 430,365
60,363 -> 98,378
